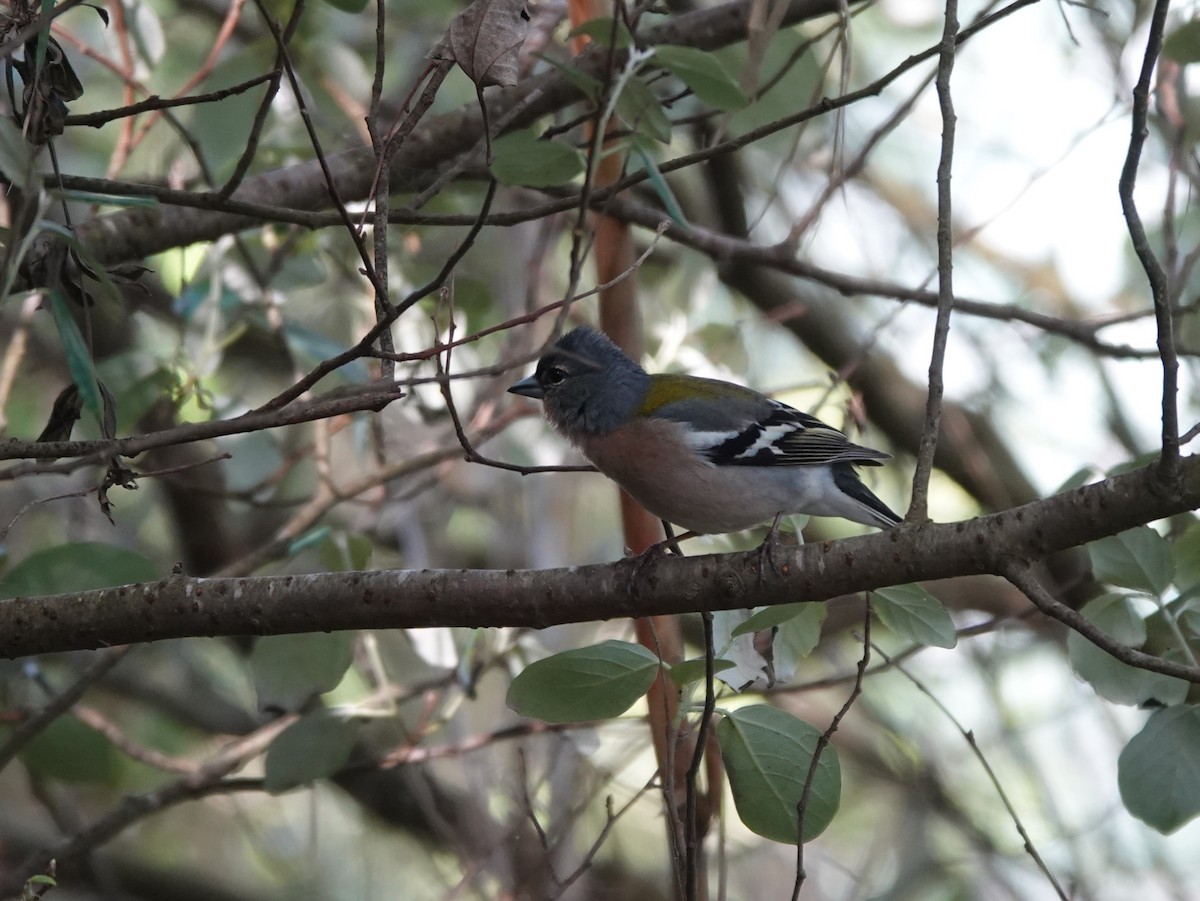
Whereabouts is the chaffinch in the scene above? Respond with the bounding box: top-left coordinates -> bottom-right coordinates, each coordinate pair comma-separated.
508,326 -> 902,535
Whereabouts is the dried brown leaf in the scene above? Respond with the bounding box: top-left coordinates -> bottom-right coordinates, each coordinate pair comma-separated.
431,0 -> 531,89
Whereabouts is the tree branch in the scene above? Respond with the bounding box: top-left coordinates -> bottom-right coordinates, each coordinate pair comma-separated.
1,457 -> 1197,664
0,381 -> 404,473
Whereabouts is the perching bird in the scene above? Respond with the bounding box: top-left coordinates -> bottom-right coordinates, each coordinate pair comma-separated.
508,326 -> 901,535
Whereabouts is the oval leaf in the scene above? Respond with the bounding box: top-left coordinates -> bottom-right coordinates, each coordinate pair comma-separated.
1118,706 -> 1200,833
616,78 -> 672,144
264,712 -> 359,793
773,603 -> 829,674
717,705 -> 840,843
668,657 -> 737,687
251,632 -> 356,713
491,129 -> 584,187
1067,595 -> 1188,707
655,44 -> 747,110
20,715 -> 121,785
732,602 -> 821,637
0,542 -> 158,598
1089,527 -> 1174,596
506,640 -> 660,723
872,584 -> 956,649
1171,522 -> 1200,594
49,289 -> 104,420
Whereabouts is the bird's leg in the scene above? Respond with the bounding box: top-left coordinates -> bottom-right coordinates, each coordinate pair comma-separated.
628,522 -> 698,559
627,522 -> 695,594
756,512 -> 789,579
656,521 -> 690,557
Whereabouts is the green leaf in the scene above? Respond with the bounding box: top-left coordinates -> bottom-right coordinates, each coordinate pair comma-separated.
1089,527 -> 1174,596
506,640 -> 660,723
48,189 -> 158,207
667,656 -> 737,687
264,712 -> 359,793
19,715 -> 120,784
251,632 -> 356,712
717,705 -> 840,843
318,532 -> 374,572
616,78 -> 672,144
633,144 -> 688,227
568,17 -> 632,48
774,603 -> 828,663
654,44 -> 746,110
491,129 -> 585,188
48,289 -> 104,421
872,584 -> 957,649
1067,594 -> 1189,707
1118,706 -> 1200,833
0,542 -> 158,598
287,525 -> 332,557
732,602 -> 821,637
535,52 -> 601,100
1179,596 -> 1200,637
1164,20 -> 1200,64
1172,522 -> 1200,594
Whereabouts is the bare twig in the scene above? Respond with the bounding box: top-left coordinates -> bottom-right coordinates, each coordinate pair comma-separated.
684,611 -> 716,901
0,381 -> 405,471
1118,0 -> 1179,480
791,597 -> 870,899
908,0 -> 958,522
63,74 -> 275,127
0,648 -> 132,773
871,640 -> 1068,900
1003,559 -> 1197,686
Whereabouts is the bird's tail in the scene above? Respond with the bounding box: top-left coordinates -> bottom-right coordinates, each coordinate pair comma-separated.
832,465 -> 903,529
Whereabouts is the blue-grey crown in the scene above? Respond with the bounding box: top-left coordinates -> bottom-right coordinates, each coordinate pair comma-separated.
538,326 -> 649,436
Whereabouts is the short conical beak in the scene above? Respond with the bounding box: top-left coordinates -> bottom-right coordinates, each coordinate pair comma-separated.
508,375 -> 544,399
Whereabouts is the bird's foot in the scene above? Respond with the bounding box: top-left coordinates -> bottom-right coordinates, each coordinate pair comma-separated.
755,513 -> 794,581
625,523 -> 695,595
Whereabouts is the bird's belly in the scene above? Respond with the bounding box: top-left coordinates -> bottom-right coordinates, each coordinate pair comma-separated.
577,425 -> 832,534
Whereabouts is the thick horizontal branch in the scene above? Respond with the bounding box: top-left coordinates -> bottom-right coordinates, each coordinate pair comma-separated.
1,456 -> 1197,661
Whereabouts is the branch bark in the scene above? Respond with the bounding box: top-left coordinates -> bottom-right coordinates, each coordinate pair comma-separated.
2,455 -> 1197,664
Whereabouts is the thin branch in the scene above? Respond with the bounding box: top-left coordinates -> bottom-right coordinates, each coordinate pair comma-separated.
791,597 -> 869,899
62,74 -> 276,127
684,611 -> 716,901
1003,559 -> 1198,687
0,452 -> 231,541
255,178 -> 499,413
0,381 -> 405,471
908,0 -> 958,521
7,720 -> 293,892
1118,0 -> 1180,480
248,0 -> 386,301
871,640 -> 1068,900
0,647 -> 132,773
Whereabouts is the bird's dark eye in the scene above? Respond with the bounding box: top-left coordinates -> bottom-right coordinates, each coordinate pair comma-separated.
542,366 -> 567,386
